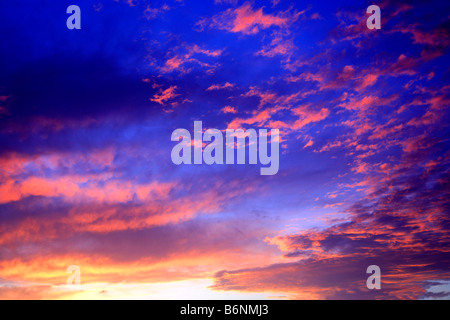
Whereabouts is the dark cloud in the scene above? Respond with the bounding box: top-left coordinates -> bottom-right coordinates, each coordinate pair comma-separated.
212,135 -> 450,299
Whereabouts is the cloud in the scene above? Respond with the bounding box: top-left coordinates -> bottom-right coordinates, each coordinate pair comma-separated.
207,82 -> 236,91
150,86 -> 179,105
144,4 -> 170,20
211,144 -> 450,299
197,2 -> 296,35
0,213 -> 278,299
160,45 -> 224,74
227,87 -> 329,135
256,32 -> 296,58
1,0 -> 449,300
221,106 -> 238,114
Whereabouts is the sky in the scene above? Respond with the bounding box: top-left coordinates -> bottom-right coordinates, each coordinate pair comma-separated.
0,0 -> 449,300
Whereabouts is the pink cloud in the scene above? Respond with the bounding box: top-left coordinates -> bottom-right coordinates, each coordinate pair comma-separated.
257,32 -> 296,58
150,86 -> 179,105
221,106 -> 238,114
160,45 -> 224,74
198,2 -> 296,35
207,82 -> 236,91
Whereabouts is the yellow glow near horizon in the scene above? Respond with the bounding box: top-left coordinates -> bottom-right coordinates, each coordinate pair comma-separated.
53,279 -> 288,300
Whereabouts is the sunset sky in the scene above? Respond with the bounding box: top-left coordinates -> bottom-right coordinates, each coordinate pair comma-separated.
0,0 -> 449,299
